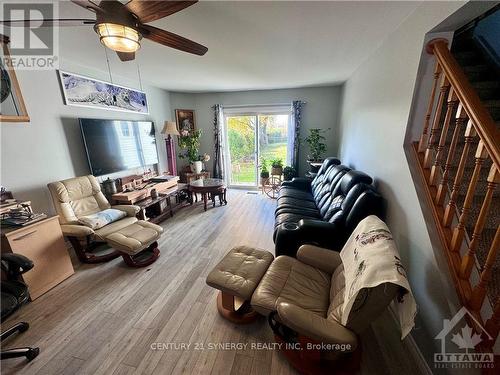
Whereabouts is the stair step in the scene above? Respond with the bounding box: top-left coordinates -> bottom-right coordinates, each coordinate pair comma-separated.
484,100 -> 500,120
447,159 -> 497,197
462,64 -> 490,73
452,37 -> 476,52
470,81 -> 500,102
454,50 -> 479,65
483,99 -> 500,108
463,69 -> 493,82
459,192 -> 499,232
472,81 -> 500,89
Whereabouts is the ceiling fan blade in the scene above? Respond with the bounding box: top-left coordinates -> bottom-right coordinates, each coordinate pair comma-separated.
126,1 -> 198,23
116,51 -> 135,62
0,18 -> 95,27
71,0 -> 106,14
139,24 -> 207,56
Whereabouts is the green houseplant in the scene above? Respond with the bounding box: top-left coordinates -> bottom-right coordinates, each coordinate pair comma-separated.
304,128 -> 328,162
270,158 -> 283,176
304,128 -> 329,174
283,166 -> 296,181
178,129 -> 203,173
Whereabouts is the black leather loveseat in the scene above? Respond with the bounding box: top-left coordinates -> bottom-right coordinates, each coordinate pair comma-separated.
274,157 -> 384,257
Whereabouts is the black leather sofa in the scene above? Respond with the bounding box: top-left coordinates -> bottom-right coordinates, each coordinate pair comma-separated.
274,157 -> 384,257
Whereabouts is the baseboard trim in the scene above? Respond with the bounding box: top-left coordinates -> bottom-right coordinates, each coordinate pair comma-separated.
388,306 -> 433,375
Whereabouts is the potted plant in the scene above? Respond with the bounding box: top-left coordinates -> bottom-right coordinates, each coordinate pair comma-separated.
304,128 -> 329,173
178,129 -> 203,173
283,166 -> 296,181
270,158 -> 283,176
260,159 -> 269,186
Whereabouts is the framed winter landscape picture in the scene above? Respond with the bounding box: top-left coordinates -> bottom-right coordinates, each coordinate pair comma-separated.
58,71 -> 148,114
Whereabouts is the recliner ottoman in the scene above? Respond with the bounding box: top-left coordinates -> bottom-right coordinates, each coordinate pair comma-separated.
206,246 -> 274,323
105,221 -> 163,267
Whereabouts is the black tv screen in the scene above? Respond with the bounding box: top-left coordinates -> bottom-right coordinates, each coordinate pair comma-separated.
80,118 -> 159,176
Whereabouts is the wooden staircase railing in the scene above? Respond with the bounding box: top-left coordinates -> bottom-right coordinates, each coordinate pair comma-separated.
413,39 -> 500,350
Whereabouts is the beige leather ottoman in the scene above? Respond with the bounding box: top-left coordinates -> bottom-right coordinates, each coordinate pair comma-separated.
206,246 -> 274,323
105,221 -> 163,267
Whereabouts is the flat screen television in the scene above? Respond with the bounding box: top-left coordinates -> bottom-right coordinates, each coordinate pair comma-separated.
79,118 -> 159,176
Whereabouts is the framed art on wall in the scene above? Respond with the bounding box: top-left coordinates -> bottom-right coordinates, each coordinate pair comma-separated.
58,71 -> 149,114
175,109 -> 196,135
0,35 -> 30,123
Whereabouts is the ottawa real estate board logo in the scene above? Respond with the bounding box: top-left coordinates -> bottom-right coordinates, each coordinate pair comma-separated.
434,307 -> 495,369
1,2 -> 59,70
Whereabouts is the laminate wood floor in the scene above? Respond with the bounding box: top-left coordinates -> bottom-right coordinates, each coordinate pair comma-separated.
1,190 -> 425,375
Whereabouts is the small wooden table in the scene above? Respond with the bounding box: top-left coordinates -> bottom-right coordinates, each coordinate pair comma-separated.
188,178 -> 227,211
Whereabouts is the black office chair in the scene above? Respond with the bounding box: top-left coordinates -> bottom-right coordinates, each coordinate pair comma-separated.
1,253 -> 40,361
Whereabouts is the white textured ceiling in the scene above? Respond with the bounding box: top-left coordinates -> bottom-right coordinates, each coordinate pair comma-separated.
55,0 -> 421,92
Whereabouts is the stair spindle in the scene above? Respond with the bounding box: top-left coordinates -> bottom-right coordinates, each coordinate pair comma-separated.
430,87 -> 458,186
443,122 -> 477,228
418,62 -> 442,152
450,140 -> 489,252
436,103 -> 468,206
424,75 -> 450,169
469,227 -> 500,311
460,165 -> 499,279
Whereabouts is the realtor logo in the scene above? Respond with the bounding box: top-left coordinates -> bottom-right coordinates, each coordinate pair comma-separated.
1,2 -> 59,69
434,306 -> 494,369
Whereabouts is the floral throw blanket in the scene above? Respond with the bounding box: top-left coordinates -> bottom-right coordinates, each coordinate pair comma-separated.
340,215 -> 417,339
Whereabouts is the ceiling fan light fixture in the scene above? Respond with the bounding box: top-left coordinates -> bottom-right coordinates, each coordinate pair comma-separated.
95,23 -> 141,53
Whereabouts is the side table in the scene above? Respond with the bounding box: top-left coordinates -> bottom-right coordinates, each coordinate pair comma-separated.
188,178 -> 227,211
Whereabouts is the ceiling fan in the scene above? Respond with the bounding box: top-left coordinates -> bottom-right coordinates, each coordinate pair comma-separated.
0,0 -> 208,62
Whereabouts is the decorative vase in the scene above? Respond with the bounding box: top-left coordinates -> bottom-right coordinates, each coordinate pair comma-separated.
150,188 -> 158,199
307,159 -> 323,174
191,161 -> 203,174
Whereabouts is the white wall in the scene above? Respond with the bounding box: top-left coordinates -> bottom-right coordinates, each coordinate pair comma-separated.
0,59 -> 171,214
169,86 -> 342,177
337,1 -> 465,365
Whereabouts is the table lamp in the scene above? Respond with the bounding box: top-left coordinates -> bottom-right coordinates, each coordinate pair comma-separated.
161,121 -> 180,176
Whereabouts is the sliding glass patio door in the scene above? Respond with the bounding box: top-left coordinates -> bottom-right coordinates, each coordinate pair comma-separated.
225,110 -> 291,188
226,115 -> 258,186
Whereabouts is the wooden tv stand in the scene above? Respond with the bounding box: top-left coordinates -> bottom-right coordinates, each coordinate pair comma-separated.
111,176 -> 180,224
134,188 -> 178,224
112,176 -> 179,204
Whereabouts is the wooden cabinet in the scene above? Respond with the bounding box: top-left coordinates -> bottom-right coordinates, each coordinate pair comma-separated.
1,216 -> 74,300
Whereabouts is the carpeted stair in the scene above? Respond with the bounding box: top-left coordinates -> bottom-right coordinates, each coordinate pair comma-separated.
448,25 -> 500,305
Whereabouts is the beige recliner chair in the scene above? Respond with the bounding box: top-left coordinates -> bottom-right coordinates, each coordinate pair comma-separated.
252,245 -> 399,342
48,175 -> 163,267
207,244 -> 401,373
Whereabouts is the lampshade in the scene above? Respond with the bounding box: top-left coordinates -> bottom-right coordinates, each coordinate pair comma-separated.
95,23 -> 141,53
161,121 -> 180,136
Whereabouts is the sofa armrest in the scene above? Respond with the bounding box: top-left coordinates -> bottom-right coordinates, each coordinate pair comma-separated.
274,219 -> 345,257
60,224 -> 94,237
112,205 -> 140,217
297,245 -> 342,274
276,301 -> 357,349
281,177 -> 312,191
